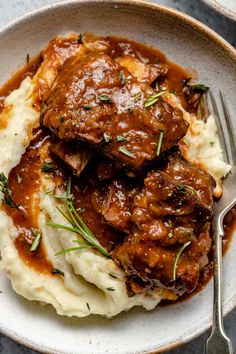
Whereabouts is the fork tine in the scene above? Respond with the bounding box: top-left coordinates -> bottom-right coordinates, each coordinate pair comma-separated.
219,91 -> 236,166
207,92 -> 230,164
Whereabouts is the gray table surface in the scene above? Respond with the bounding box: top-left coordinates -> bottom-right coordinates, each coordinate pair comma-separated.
0,0 -> 235,353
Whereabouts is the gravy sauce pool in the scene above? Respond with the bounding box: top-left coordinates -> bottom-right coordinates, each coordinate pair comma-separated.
0,35 -> 235,298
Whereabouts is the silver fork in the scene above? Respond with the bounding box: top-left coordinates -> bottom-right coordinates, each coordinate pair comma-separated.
206,91 -> 236,354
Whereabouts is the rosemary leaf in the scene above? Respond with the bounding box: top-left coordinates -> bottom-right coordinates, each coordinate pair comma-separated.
169,89 -> 177,95
176,184 -> 187,192
51,268 -> 64,276
118,146 -> 135,159
98,95 -> 113,103
156,129 -> 164,156
116,135 -> 127,142
109,273 -> 118,279
41,161 -> 55,173
172,241 -> 191,281
30,232 -> 41,252
106,287 -> 115,291
0,172 -> 20,210
86,302 -> 90,310
118,72 -> 126,85
144,91 -> 166,108
193,84 -> 209,93
83,105 -> 91,110
55,245 -> 94,256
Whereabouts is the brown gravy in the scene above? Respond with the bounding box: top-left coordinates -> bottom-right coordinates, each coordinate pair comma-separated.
0,35 -> 235,298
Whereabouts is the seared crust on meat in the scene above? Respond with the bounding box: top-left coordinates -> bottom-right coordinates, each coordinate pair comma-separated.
41,53 -> 188,170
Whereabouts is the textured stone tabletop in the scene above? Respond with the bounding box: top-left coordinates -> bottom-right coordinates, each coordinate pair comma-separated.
0,0 -> 235,353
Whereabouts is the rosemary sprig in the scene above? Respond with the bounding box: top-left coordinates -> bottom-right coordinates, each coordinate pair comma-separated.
47,180 -> 110,258
0,172 -> 20,209
172,241 -> 191,281
156,129 -> 164,156
118,146 -> 135,159
30,232 -> 41,252
144,91 -> 166,108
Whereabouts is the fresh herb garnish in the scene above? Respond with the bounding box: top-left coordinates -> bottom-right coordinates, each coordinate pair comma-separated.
118,146 -> 135,159
106,287 -> 115,291
209,141 -> 215,147
169,89 -> 177,95
45,189 -> 53,195
144,91 -> 166,108
30,232 -> 41,252
172,241 -> 191,281
109,273 -> 118,279
156,129 -> 164,156
116,135 -> 127,142
0,173 -> 20,209
41,161 -> 55,173
78,33 -> 84,44
98,95 -> 113,103
51,268 -> 64,276
118,72 -> 126,85
26,54 -> 30,64
176,184 -> 187,192
86,302 -> 90,310
193,84 -> 209,94
103,132 -> 112,143
47,179 -> 110,258
83,105 -> 91,110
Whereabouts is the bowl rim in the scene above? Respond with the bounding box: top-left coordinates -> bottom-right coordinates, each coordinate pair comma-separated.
202,0 -> 236,22
0,0 -> 235,353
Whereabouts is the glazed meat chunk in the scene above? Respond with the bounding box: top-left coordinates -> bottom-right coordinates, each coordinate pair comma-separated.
101,178 -> 137,232
112,150 -> 214,297
132,149 -> 214,230
113,222 -> 212,297
49,139 -> 92,177
41,52 -> 188,170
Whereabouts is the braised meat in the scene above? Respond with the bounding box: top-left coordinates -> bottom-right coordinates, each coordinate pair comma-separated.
132,150 -> 214,229
49,139 -> 92,177
112,151 -> 214,297
41,53 -> 188,170
101,178 -> 137,232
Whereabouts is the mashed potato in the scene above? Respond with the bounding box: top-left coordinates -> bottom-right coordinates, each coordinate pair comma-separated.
165,93 -> 231,197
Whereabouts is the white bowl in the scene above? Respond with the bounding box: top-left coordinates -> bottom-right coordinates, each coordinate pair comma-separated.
0,1 -> 236,353
202,0 -> 236,21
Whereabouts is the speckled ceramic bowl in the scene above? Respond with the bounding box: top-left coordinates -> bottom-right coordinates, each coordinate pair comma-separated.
202,0 -> 236,21
0,1 -> 236,353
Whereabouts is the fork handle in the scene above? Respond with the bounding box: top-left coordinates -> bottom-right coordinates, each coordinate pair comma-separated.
206,217 -> 233,354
